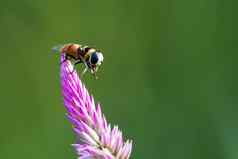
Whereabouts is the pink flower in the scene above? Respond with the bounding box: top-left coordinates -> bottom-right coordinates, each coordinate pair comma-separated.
60,55 -> 132,159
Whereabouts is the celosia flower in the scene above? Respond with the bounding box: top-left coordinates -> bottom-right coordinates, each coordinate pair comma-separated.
60,55 -> 132,159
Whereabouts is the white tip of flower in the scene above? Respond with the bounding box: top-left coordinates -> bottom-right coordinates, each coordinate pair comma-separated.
81,121 -> 100,143
116,140 -> 133,159
78,131 -> 99,147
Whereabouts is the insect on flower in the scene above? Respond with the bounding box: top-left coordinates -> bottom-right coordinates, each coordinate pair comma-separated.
53,43 -> 104,79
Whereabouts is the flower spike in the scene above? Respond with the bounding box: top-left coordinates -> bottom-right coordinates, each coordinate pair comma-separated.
60,55 -> 132,159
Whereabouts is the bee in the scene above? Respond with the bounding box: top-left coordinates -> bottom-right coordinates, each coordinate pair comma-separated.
53,43 -> 104,79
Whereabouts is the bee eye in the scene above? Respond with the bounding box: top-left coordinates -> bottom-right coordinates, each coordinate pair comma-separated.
90,52 -> 99,64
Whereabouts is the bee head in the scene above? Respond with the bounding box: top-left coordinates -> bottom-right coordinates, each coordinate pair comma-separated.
90,51 -> 104,66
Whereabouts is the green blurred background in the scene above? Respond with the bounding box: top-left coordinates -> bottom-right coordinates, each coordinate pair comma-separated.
0,0 -> 237,158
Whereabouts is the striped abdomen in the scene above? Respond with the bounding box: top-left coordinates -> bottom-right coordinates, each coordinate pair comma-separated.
61,44 -> 81,59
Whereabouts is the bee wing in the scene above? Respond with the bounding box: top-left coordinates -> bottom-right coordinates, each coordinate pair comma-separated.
52,44 -> 65,53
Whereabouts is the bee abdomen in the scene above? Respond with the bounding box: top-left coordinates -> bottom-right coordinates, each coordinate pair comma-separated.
61,44 -> 81,59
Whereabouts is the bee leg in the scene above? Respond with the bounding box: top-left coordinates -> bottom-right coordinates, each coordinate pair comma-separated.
60,55 -> 70,65
76,54 -> 90,77
80,67 -> 88,77
60,59 -> 67,65
77,54 -> 89,68
90,68 -> 98,79
70,60 -> 82,74
93,72 -> 98,80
